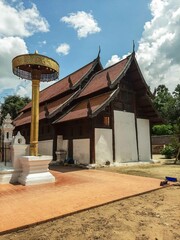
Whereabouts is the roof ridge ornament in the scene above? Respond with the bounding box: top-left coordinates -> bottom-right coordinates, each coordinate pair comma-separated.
97,45 -> 101,59
87,100 -> 92,117
132,40 -> 135,54
106,71 -> 111,87
68,76 -> 73,89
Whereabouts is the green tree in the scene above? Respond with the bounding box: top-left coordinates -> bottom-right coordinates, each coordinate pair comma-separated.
172,84 -> 180,123
152,84 -> 180,163
153,84 -> 173,122
0,95 -> 31,123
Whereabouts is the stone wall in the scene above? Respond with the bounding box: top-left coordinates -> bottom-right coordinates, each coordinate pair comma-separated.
151,135 -> 174,154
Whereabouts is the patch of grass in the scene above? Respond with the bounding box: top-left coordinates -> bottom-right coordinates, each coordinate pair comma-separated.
99,164 -> 180,180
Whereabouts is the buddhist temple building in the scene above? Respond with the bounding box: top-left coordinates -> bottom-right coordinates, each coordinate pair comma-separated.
13,52 -> 162,165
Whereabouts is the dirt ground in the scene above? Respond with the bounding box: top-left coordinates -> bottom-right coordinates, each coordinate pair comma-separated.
0,156 -> 180,240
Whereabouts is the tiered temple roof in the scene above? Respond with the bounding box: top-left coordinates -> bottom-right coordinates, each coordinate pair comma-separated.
14,53 -> 162,127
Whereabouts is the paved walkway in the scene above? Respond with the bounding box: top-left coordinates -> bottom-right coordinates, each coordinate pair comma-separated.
0,167 -> 162,234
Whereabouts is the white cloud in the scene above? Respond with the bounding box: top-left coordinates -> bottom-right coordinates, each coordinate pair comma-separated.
105,53 -> 130,68
61,11 -> 101,38
0,1 -> 49,37
56,43 -> 70,55
136,0 -> 180,92
105,55 -> 121,68
0,0 -> 50,101
0,37 -> 28,90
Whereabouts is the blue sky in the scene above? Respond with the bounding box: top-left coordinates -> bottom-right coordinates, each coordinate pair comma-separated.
0,0 -> 180,102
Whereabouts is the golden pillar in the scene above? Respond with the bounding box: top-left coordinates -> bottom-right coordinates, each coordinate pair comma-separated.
30,77 -> 40,156
12,52 -> 59,156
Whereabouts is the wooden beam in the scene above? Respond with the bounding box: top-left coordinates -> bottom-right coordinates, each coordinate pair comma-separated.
90,119 -> 95,164
111,102 -> 116,162
134,93 -> 140,161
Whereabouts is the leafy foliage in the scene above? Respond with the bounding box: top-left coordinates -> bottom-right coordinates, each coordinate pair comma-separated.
160,145 -> 176,159
152,84 -> 180,136
0,95 -> 31,123
152,124 -> 173,135
153,85 -> 174,123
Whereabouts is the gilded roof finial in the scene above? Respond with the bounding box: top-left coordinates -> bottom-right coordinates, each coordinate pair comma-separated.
132,40 -> 135,53
97,46 -> 101,59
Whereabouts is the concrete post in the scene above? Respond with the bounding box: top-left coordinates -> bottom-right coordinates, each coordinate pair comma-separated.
10,131 -> 28,183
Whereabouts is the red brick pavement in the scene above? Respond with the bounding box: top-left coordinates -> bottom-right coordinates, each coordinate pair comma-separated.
0,167 -> 162,234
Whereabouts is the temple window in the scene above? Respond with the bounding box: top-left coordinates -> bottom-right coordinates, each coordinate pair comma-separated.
104,116 -> 110,126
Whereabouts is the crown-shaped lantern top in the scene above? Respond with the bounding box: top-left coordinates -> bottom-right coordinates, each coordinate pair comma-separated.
12,52 -> 59,82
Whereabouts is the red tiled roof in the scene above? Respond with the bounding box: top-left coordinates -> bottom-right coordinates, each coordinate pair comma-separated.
56,91 -> 115,123
79,57 -> 129,98
13,111 -> 31,127
14,93 -> 74,126
22,60 -> 97,111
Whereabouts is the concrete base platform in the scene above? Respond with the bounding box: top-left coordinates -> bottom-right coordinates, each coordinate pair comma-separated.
0,167 -> 162,234
18,156 -> 55,185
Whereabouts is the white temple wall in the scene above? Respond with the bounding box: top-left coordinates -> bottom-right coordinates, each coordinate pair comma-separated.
62,140 -> 68,152
57,135 -> 68,151
114,110 -> 138,162
95,128 -> 113,165
137,118 -> 151,161
73,139 -> 90,164
38,140 -> 53,155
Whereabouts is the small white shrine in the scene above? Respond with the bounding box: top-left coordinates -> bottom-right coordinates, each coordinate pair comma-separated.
0,114 -> 55,185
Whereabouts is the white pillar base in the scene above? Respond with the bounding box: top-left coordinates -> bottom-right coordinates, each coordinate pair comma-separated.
18,156 -> 55,185
0,168 -> 21,184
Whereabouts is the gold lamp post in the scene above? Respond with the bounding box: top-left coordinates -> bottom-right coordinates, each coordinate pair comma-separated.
12,51 -> 59,156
